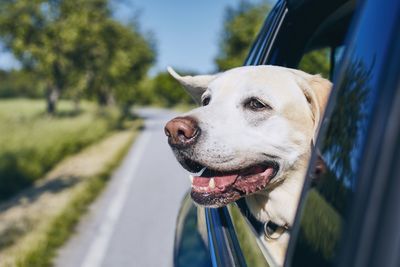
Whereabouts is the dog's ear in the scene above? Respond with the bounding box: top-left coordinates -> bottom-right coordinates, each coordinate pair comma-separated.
290,70 -> 332,141
308,75 -> 332,118
167,66 -> 219,104
304,74 -> 332,126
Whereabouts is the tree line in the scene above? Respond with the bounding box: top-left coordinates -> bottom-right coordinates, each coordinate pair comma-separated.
0,0 -> 155,114
0,0 -> 328,112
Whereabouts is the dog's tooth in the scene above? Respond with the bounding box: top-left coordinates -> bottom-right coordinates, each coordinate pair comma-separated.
189,175 -> 193,183
209,178 -> 215,189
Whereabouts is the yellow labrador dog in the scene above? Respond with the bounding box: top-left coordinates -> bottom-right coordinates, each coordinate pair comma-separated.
164,65 -> 331,265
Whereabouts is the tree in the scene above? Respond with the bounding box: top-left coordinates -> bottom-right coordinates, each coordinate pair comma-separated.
86,19 -> 155,115
215,0 -> 270,71
0,0 -> 155,114
298,48 -> 330,78
215,0 -> 330,78
150,71 -> 194,107
0,0 -> 77,113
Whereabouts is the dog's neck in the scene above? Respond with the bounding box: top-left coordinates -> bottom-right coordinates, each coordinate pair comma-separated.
244,153 -> 310,266
245,152 -> 310,226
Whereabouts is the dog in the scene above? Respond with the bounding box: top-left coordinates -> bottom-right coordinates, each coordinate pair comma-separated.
164,65 -> 331,265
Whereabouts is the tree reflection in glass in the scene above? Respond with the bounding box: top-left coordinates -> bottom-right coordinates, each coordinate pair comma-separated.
292,57 -> 375,267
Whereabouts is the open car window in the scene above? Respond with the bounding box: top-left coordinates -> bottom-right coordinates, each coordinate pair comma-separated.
298,45 -> 345,80
227,1 -> 356,266
286,0 -> 400,266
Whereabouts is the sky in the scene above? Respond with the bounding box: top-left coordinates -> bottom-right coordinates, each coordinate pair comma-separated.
0,0 -> 264,74
112,0 -> 265,74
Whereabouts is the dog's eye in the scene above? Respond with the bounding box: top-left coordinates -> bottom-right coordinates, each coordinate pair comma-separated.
245,98 -> 270,111
202,96 -> 211,106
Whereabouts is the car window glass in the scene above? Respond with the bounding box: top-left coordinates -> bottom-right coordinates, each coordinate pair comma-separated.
228,205 -> 270,267
174,196 -> 212,267
289,37 -> 385,267
333,46 -> 345,70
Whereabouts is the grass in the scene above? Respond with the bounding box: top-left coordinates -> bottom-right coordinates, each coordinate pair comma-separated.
13,122 -> 141,267
0,99 -> 120,200
15,177 -> 107,267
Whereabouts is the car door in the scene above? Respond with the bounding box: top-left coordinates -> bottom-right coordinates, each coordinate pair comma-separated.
285,0 -> 400,266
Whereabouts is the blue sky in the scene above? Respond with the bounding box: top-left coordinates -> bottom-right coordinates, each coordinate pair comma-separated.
0,43 -> 20,70
0,0 -> 265,74
113,0 -> 265,74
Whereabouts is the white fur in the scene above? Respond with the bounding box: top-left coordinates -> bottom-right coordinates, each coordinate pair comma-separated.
168,65 -> 331,266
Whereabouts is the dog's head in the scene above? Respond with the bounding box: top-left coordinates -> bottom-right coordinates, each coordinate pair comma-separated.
165,66 -> 331,208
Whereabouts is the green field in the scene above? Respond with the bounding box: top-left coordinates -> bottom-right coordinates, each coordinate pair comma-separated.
0,99 -> 120,200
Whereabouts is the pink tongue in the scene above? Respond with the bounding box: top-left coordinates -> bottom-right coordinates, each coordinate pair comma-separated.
214,175 -> 237,188
192,176 -> 210,187
193,174 -> 237,188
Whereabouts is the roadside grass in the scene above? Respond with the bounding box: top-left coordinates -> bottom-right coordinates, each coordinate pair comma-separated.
16,132 -> 136,267
0,99 -> 120,200
16,175 -> 108,267
0,120 -> 142,267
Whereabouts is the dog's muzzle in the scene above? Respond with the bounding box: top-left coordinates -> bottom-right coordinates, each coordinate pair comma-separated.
164,116 -> 200,148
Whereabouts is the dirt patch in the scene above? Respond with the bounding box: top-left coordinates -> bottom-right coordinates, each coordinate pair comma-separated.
0,129 -> 137,267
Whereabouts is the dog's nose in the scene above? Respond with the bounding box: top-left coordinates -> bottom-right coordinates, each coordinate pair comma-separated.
164,116 -> 200,147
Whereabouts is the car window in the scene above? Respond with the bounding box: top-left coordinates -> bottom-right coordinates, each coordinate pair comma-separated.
174,195 -> 212,267
290,55 -> 377,266
231,1 -> 355,266
298,47 -> 331,78
298,45 -> 345,80
246,0 -> 288,66
228,205 -> 271,266
286,0 -> 400,264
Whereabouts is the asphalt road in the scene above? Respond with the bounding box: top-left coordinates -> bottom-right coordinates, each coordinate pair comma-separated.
55,108 -> 190,267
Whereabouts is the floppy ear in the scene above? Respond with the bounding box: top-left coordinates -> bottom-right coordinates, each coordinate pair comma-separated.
167,66 -> 219,104
290,70 -> 332,141
303,74 -> 332,126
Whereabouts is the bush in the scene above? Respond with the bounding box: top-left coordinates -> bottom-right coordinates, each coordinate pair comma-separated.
136,71 -> 194,107
0,70 -> 44,98
0,99 -> 119,200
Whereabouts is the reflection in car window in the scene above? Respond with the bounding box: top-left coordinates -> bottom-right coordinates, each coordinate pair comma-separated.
289,0 -> 398,263
228,205 -> 270,267
291,56 -> 374,267
174,196 -> 212,267
333,46 -> 345,74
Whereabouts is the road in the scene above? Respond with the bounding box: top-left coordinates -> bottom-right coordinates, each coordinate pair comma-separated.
55,108 -> 190,267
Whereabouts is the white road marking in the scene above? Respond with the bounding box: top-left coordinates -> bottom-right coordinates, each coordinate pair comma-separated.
80,130 -> 152,267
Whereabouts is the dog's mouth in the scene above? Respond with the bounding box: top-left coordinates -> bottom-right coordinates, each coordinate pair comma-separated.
184,159 -> 279,208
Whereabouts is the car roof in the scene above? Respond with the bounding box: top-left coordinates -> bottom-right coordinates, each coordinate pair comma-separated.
287,0 -> 350,11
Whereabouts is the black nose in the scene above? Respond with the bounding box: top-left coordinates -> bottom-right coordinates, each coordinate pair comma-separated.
164,116 -> 200,147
